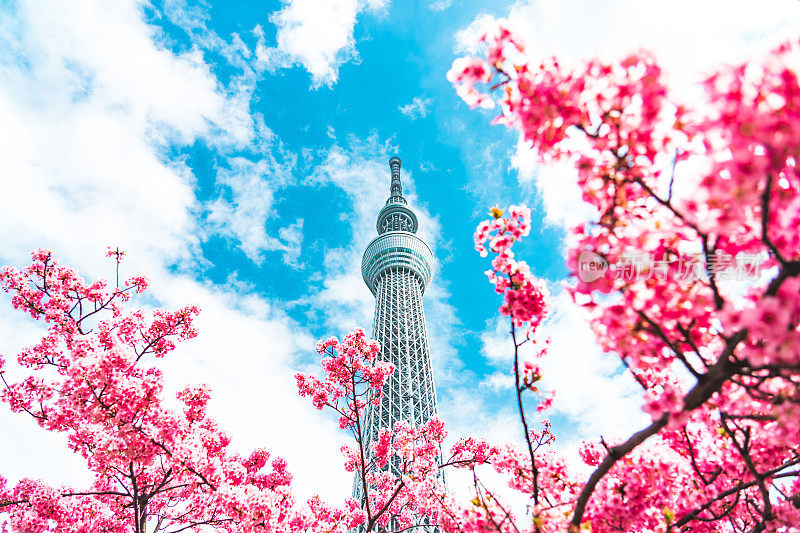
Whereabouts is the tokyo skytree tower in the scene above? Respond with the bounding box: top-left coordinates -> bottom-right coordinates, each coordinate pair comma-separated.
354,156 -> 441,503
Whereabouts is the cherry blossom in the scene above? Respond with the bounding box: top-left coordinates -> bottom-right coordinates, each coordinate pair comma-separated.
0,250 -> 350,533
453,20 -> 800,533
296,328 -> 450,533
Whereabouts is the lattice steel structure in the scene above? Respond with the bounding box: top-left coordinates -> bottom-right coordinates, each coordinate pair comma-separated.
353,156 -> 441,506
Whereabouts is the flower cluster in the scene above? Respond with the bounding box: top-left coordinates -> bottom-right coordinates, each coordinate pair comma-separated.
474,205 -> 551,332
453,19 -> 800,533
446,423 -> 579,532
0,250 -> 313,533
360,417 -> 450,531
296,328 -> 392,429
298,326 -> 453,532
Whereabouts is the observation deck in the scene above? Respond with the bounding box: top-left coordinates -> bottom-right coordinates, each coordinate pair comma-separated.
361,230 -> 434,295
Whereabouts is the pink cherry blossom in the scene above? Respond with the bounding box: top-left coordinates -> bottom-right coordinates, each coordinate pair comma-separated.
454,20 -> 800,533
0,250 -> 350,533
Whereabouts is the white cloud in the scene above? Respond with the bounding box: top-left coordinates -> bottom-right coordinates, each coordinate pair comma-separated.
399,96 -> 432,120
459,0 -> 800,84
362,0 -> 391,12
260,0 -> 372,87
429,0 -> 453,12
0,0 -> 348,502
537,290 -> 646,438
510,137 -> 597,229
439,396 -> 522,502
206,157 -> 305,266
459,0 -> 800,227
454,13 -> 495,54
278,218 -> 306,267
479,371 -> 514,392
419,160 -> 437,172
11,0 -> 257,147
303,139 -> 396,331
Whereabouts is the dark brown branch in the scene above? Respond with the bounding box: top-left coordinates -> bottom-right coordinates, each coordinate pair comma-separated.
720,415 -> 772,531
569,413 -> 669,529
681,426 -> 722,485
675,466 -> 800,528
760,174 -> 787,266
351,371 -> 374,527
570,330 -> 746,528
510,316 -> 540,504
637,310 -> 702,378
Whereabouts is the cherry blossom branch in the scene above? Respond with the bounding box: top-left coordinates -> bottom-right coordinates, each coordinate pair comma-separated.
719,415 -> 773,530
62,490 -> 129,498
365,479 -> 406,533
475,475 -> 521,533
165,517 -> 233,533
0,499 -> 30,509
628,173 -> 725,311
351,370 -> 374,524
681,426 -> 722,486
569,413 -> 669,530
637,310 -> 703,379
761,174 -> 788,266
674,463 -> 800,528
570,329 -> 747,528
510,316 -> 540,505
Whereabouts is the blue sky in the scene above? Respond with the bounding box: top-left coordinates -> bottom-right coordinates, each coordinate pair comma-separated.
157,0 -> 567,308
2,0 -> 800,503
168,0 -> 566,379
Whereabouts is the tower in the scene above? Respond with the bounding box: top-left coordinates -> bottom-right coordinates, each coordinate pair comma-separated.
354,156 -> 441,502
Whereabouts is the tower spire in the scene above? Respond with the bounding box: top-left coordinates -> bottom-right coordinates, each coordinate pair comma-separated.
386,156 -> 407,206
389,156 -> 403,198
377,157 -> 417,234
